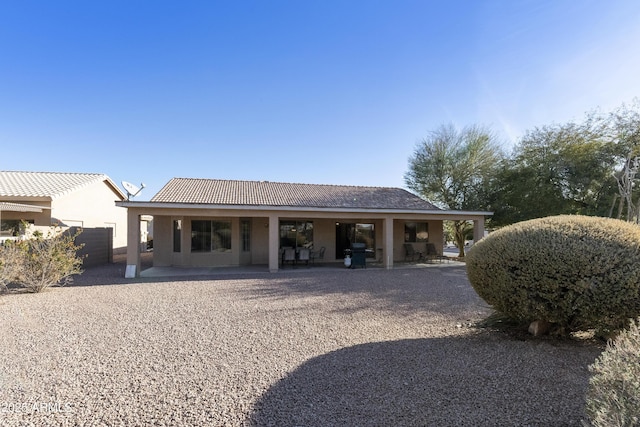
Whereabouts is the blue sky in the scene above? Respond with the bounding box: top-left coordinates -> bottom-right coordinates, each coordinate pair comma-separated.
2,1 -> 639,200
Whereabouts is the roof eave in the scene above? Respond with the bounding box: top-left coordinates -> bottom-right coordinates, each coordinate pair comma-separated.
0,202 -> 50,213
116,201 -> 492,217
103,177 -> 127,201
0,195 -> 52,202
49,174 -> 127,201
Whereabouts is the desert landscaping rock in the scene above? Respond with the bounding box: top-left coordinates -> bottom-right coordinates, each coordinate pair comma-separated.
0,262 -> 602,426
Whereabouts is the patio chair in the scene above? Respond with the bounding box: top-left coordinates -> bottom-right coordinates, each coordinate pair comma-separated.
297,248 -> 310,266
282,248 -> 296,267
310,246 -> 325,264
425,243 -> 448,263
403,243 -> 420,261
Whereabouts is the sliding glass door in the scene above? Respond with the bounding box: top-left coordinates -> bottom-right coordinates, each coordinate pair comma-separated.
335,223 -> 375,259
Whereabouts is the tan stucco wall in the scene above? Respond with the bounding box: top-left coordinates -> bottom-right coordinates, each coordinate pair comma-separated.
430,220 -> 445,250
152,216 -> 173,267
251,217 -> 269,264
52,181 -> 127,248
309,219 -> 335,261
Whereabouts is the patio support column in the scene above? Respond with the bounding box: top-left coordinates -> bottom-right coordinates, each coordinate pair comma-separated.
473,216 -> 486,244
383,216 -> 394,269
125,209 -> 141,278
268,214 -> 280,273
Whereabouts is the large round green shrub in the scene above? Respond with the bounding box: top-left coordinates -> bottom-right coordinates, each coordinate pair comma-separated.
466,215 -> 640,333
585,318 -> 640,426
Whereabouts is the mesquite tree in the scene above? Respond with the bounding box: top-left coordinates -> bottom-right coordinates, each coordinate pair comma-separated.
405,123 -> 503,257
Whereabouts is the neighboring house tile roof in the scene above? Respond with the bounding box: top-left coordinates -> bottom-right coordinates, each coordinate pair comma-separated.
0,171 -> 125,200
151,178 -> 440,210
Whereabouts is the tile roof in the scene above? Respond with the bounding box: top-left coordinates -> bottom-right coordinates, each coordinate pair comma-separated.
151,178 -> 440,210
0,171 -> 124,199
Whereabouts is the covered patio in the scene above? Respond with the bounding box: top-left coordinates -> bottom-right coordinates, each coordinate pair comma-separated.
116,178 -> 490,278
0,201 -> 49,242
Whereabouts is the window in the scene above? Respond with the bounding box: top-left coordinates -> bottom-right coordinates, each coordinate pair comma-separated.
279,221 -> 313,248
173,220 -> 182,252
405,222 -> 429,242
354,223 -> 375,248
191,220 -> 232,252
241,220 -> 251,252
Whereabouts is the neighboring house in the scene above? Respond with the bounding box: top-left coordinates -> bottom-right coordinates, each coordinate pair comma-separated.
0,171 -> 128,248
117,178 -> 491,277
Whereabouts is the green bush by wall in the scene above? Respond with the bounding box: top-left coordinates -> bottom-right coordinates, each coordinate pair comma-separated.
585,318 -> 640,426
466,215 -> 640,334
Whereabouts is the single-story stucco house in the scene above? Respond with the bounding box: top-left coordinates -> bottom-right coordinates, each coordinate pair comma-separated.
0,171 -> 128,248
117,178 -> 491,277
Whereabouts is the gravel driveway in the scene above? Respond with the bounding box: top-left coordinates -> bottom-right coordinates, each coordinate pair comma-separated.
0,262 -> 602,426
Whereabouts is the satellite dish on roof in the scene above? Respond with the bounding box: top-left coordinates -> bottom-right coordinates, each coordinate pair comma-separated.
122,181 -> 145,201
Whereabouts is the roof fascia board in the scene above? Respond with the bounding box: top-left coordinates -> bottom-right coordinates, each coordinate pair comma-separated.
103,177 -> 127,201
116,201 -> 492,217
0,196 -> 52,202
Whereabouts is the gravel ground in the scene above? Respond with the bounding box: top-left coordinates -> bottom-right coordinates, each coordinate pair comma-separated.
0,260 -> 603,426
